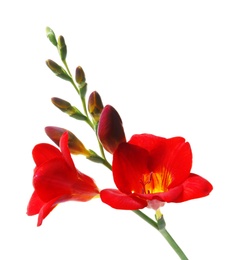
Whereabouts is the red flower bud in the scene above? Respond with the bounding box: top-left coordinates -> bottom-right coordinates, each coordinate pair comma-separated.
98,105 -> 126,154
45,126 -> 90,156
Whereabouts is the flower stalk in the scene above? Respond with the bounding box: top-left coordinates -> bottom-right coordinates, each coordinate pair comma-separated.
133,210 -> 189,260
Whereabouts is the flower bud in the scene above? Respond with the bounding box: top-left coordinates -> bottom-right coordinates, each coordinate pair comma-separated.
51,97 -> 87,121
46,27 -> 57,46
46,59 -> 71,81
45,126 -> 90,156
75,66 -> 86,84
75,66 -> 87,98
57,35 -> 67,60
88,91 -> 104,122
98,105 -> 126,154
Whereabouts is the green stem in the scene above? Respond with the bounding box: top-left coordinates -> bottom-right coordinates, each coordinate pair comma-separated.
133,210 -> 188,260
62,60 -> 72,77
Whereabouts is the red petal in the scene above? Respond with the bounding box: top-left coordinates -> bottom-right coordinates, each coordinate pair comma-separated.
27,191 -> 45,216
112,143 -> 150,194
151,140 -> 192,187
129,135 -> 192,187
174,173 -> 213,202
37,194 -> 71,226
33,157 -> 76,201
129,134 -> 185,153
59,132 -> 76,170
135,185 -> 183,202
100,189 -> 147,209
32,143 -> 62,166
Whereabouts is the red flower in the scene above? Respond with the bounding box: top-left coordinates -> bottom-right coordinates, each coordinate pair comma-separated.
27,132 -> 99,226
100,134 -> 213,210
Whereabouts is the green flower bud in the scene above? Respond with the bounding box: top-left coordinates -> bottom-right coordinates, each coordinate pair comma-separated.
51,97 -> 87,121
46,59 -> 71,81
46,27 -> 57,46
58,35 -> 67,61
88,91 -> 104,122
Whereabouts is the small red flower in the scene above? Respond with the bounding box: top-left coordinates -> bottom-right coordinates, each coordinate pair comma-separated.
27,132 -> 99,226
100,134 -> 213,210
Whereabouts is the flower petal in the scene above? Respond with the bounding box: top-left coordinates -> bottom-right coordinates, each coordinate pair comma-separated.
129,134 -> 185,153
100,189 -> 147,210
32,143 -> 62,166
174,173 -> 213,202
37,194 -> 71,226
150,140 -> 192,187
130,134 -> 192,187
59,132 -> 76,170
135,185 -> 183,202
33,157 -> 76,201
27,191 -> 45,216
113,142 -> 150,194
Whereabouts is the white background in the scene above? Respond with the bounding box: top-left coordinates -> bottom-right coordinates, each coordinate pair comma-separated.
1,1 -> 236,259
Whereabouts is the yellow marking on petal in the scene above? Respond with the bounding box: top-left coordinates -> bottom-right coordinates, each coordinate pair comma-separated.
141,168 -> 172,194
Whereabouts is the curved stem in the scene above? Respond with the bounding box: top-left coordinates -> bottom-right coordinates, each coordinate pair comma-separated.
133,210 -> 188,260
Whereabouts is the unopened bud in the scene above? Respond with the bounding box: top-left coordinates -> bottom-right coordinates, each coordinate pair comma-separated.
46,27 -> 57,46
88,91 -> 104,122
51,97 -> 87,121
75,66 -> 87,98
58,35 -> 67,60
98,105 -> 126,154
46,59 -> 71,81
75,66 -> 86,84
45,126 -> 90,156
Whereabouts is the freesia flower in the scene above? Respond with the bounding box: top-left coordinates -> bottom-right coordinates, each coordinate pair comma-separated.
27,132 -> 99,226
100,134 -> 213,210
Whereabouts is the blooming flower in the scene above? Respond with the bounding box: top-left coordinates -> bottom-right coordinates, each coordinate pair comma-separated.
100,134 -> 213,210
27,132 -> 99,226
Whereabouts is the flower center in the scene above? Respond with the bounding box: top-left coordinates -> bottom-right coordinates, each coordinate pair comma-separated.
140,168 -> 172,194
